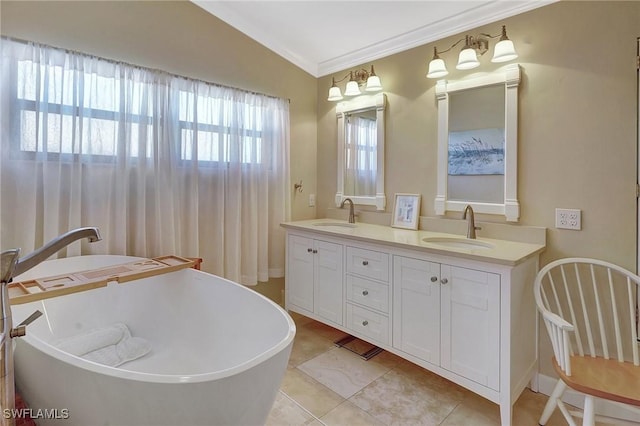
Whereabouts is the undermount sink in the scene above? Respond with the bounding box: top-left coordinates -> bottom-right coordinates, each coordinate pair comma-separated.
422,237 -> 494,250
312,222 -> 357,228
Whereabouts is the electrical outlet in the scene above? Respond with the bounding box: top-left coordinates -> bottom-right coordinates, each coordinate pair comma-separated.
555,208 -> 581,230
308,194 -> 316,207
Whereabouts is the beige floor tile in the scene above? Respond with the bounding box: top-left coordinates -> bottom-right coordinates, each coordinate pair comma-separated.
513,388 -> 612,426
349,368 -> 467,425
440,387 -> 612,426
288,324 -> 336,368
369,349 -> 415,370
440,405 -> 497,426
288,311 -> 316,327
320,400 -> 386,426
392,357 -> 470,400
266,391 -> 318,426
301,319 -> 349,342
280,368 -> 346,418
279,317 -> 620,426
298,347 -> 391,398
440,391 -> 499,426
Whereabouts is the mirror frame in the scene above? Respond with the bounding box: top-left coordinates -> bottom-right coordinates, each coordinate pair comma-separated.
335,92 -> 386,211
434,64 -> 521,221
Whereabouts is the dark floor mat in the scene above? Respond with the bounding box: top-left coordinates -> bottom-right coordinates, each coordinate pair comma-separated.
334,335 -> 383,360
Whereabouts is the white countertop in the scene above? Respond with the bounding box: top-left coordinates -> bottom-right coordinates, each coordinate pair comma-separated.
281,218 -> 546,266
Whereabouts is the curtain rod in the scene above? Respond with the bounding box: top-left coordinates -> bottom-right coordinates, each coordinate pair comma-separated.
1,36 -> 290,103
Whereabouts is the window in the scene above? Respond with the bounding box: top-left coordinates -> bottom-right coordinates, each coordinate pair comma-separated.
14,60 -> 266,165
1,37 -> 290,286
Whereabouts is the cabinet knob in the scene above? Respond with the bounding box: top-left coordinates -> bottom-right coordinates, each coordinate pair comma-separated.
362,320 -> 369,326
430,276 -> 438,282
362,290 -> 369,296
441,278 -> 448,285
312,249 -> 318,254
307,248 -> 313,253
362,260 -> 369,266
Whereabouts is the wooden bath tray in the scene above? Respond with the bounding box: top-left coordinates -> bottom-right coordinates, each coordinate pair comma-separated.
8,255 -> 196,305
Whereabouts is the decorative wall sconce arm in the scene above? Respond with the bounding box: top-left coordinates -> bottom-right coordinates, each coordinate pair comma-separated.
328,65 -> 383,101
427,25 -> 518,79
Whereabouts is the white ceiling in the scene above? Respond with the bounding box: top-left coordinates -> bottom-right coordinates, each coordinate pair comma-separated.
192,0 -> 555,77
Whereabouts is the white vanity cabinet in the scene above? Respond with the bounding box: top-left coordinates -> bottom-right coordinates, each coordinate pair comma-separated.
282,221 -> 544,426
441,264 -> 501,391
286,234 -> 343,327
393,255 -> 500,391
392,256 -> 441,364
345,246 -> 391,345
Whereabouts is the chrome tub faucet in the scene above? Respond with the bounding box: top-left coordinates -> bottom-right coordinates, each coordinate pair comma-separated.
0,227 -> 101,425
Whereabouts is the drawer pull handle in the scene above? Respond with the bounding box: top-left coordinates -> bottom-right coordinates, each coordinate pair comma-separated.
362,320 -> 369,326
430,276 -> 438,282
441,278 -> 449,285
362,290 -> 369,296
307,248 -> 313,253
362,260 -> 369,266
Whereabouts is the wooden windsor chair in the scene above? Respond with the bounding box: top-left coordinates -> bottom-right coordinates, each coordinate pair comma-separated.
534,258 -> 640,426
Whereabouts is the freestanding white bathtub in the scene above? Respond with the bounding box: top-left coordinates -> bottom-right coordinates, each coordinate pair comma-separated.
10,255 -> 295,426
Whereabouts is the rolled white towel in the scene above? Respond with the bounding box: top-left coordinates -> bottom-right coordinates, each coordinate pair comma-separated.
55,323 -> 151,367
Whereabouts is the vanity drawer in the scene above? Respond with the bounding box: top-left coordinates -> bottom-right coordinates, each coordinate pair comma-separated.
346,247 -> 389,282
346,303 -> 389,346
346,275 -> 389,313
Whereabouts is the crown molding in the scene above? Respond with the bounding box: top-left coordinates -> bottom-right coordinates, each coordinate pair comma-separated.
192,0 -> 320,76
318,0 -> 556,76
192,0 -> 557,78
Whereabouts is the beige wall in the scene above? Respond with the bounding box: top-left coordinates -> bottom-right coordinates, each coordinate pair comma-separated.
319,0 -> 639,270
0,0 -> 318,222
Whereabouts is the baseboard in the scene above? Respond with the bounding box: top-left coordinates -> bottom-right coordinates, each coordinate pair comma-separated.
536,373 -> 640,422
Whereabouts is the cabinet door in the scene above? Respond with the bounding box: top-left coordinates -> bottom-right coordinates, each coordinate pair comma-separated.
392,256 -> 441,365
287,234 -> 314,312
314,240 -> 344,326
441,265 -> 500,391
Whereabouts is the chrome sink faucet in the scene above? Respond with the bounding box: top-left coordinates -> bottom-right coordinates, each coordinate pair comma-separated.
462,205 -> 481,239
340,198 -> 356,223
0,227 -> 101,424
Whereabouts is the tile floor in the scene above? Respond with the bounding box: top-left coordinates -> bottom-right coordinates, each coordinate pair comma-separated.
267,312 -> 580,426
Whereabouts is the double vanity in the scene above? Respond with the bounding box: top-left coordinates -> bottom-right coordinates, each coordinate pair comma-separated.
281,218 -> 545,426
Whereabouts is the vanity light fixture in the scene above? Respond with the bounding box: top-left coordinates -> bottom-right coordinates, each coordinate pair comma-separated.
426,25 -> 518,79
327,65 -> 382,101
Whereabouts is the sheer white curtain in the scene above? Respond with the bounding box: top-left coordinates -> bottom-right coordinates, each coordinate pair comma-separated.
344,115 -> 377,196
0,38 -> 290,285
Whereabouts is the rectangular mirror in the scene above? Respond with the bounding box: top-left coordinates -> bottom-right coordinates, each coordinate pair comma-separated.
435,64 -> 521,221
448,85 -> 505,204
336,93 -> 386,211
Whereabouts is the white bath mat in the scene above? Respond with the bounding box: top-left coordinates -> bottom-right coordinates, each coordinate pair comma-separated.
55,323 -> 151,367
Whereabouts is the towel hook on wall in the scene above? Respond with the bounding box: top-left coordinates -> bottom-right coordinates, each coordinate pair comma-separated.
294,180 -> 303,193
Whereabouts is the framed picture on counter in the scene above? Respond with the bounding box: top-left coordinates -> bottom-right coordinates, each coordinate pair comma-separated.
391,193 -> 421,230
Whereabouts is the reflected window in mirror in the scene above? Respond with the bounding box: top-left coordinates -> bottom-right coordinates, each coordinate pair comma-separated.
336,93 -> 386,211
344,110 -> 377,197
434,64 -> 520,221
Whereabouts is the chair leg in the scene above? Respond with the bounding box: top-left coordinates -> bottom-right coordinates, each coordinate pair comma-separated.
539,379 -> 567,425
582,395 -> 595,426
